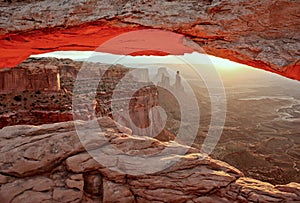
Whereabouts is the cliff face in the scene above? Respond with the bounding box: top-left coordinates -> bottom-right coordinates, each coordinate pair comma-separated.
0,64 -> 60,93
0,1 -> 299,202
0,58 -> 164,138
0,0 -> 299,81
0,118 -> 299,203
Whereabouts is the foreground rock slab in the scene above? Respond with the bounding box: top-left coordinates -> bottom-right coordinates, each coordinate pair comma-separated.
0,118 -> 299,202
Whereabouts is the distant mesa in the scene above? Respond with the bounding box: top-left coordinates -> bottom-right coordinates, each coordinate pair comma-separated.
129,50 -> 170,56
0,64 -> 60,93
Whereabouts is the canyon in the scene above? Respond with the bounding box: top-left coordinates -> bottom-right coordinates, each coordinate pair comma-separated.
0,57 -> 299,202
0,58 -> 164,137
0,0 -> 299,202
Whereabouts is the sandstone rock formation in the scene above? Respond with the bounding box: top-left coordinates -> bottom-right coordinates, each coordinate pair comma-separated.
0,1 -> 299,202
0,0 -> 299,81
0,118 -> 299,202
0,63 -> 60,93
0,58 -> 165,139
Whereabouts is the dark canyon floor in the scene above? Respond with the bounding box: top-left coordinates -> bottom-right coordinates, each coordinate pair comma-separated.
164,65 -> 300,185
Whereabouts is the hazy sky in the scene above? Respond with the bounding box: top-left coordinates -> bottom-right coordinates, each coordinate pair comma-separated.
31,51 -> 248,68
30,51 -> 297,84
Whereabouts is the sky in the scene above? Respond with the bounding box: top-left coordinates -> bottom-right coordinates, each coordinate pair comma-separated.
31,51 -> 246,69
31,51 -> 296,83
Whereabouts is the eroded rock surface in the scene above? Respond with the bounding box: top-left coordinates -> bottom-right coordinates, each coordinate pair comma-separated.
0,118 -> 299,202
0,58 -> 162,136
0,0 -> 299,80
0,63 -> 60,93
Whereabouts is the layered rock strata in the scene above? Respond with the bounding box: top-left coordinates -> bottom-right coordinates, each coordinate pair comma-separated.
0,58 -> 163,138
0,64 -> 60,93
0,118 -> 299,202
0,0 -> 299,81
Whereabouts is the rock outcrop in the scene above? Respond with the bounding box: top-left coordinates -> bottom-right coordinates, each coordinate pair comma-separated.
0,0 -> 299,81
0,63 -> 60,93
0,118 -> 299,202
0,1 -> 299,202
0,58 -> 164,138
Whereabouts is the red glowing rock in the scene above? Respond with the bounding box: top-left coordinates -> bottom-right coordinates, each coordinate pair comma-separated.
0,1 -> 299,81
1,23 -> 298,81
0,24 -> 194,68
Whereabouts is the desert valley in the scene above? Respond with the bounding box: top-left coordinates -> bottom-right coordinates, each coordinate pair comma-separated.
0,0 -> 299,202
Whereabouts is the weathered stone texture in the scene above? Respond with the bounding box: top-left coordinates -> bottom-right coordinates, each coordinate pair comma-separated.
0,118 -> 299,202
0,0 -> 299,80
0,64 -> 60,93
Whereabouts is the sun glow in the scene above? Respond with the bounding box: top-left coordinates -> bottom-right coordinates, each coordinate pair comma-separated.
30,51 -> 248,72
207,55 -> 247,71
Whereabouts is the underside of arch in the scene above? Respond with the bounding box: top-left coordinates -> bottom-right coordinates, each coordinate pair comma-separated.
0,0 -> 299,80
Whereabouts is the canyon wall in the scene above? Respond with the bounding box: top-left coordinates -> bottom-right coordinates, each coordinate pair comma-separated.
0,0 -> 299,81
0,1 -> 299,202
0,58 -> 163,138
0,63 -> 60,93
0,118 -> 299,203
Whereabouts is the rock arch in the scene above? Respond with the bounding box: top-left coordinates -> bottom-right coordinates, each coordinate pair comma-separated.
0,0 -> 299,80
